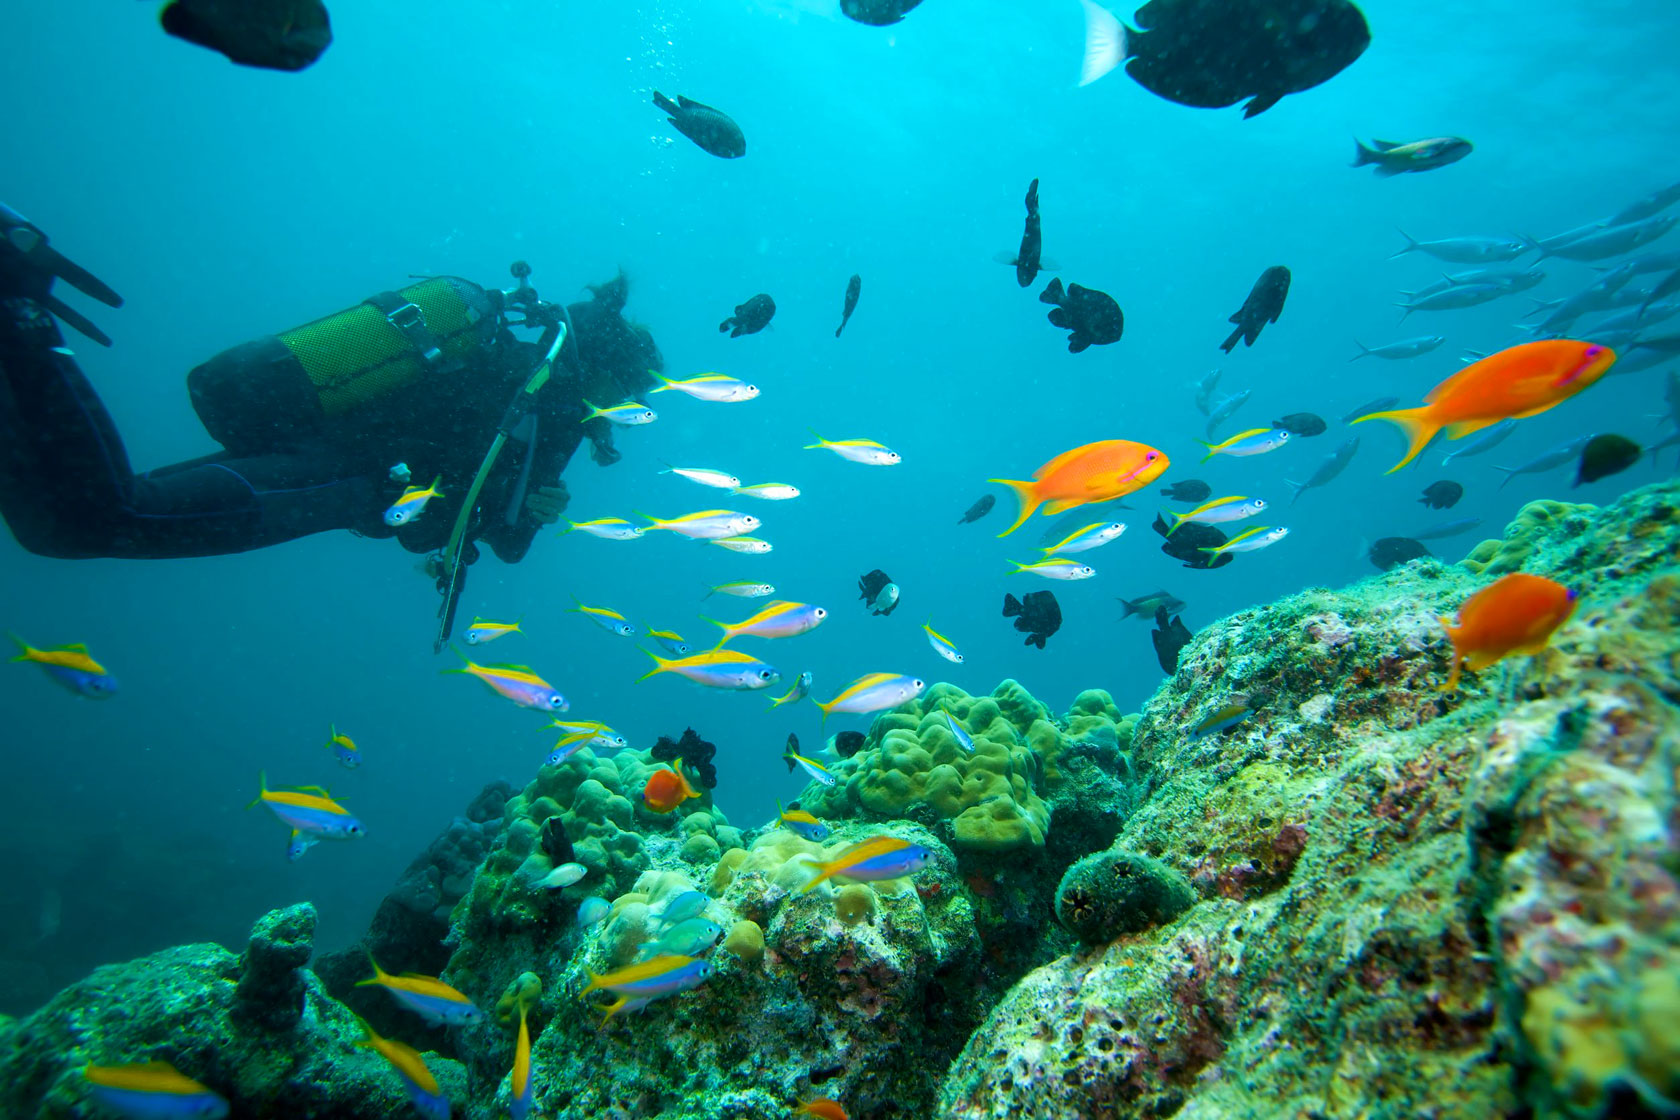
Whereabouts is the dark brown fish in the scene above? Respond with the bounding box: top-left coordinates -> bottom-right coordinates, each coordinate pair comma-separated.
1221,266 -> 1290,352
720,293 -> 775,337
160,0 -> 332,71
1575,434 -> 1642,486
1418,481 -> 1463,509
1003,590 -> 1061,649
1041,277 -> 1123,352
653,92 -> 746,158
1151,513 -> 1233,570
835,275 -> 862,338
1368,536 -> 1429,570
1151,606 -> 1193,673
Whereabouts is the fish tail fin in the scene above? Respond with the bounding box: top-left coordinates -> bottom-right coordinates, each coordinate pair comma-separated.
1116,598 -> 1136,618
1076,0 -> 1127,87
1350,340 -> 1371,362
1350,407 -> 1437,473
1163,510 -> 1189,536
1002,593 -> 1022,617
699,617 -> 734,650
651,90 -> 679,116
1388,228 -> 1420,259
988,478 -> 1041,537
636,648 -> 674,682
1285,479 -> 1306,506
355,952 -> 389,988
1351,138 -> 1376,167
795,854 -> 835,894
1517,233 -> 1549,260
1197,441 -> 1218,464
1493,466 -> 1519,491
246,770 -> 268,811
6,632 -> 30,662
802,427 -> 827,450
649,377 -> 673,395
632,509 -> 663,530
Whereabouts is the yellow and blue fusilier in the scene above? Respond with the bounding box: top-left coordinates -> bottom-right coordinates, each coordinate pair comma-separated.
647,628 -> 691,656
564,518 -> 646,541
1198,428 -> 1291,463
815,673 -> 927,722
384,475 -> 443,526
796,836 -> 934,893
358,1022 -> 451,1120
776,798 -> 831,841
582,400 -> 657,425
651,373 -> 760,402
1198,526 -> 1290,557
940,706 -> 975,754
768,669 -> 813,709
1189,699 -> 1255,738
1164,496 -> 1266,536
570,598 -> 636,638
783,736 -> 838,787
733,482 -> 800,501
446,651 -> 568,712
9,635 -> 119,698
463,616 -> 522,645
249,773 -> 365,861
639,509 -> 760,539
705,601 -> 828,646
581,954 -> 716,1021
1039,521 -> 1128,554
357,957 -> 484,1027
923,621 -> 965,664
81,1061 -> 229,1119
1008,557 -> 1097,580
638,648 -> 781,691
323,725 -> 359,769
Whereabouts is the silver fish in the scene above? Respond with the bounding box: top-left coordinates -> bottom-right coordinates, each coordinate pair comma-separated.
1526,220 -> 1609,255
1609,180 -> 1680,226
1589,297 -> 1680,335
1390,231 -> 1527,263
1193,369 -> 1222,416
1492,435 -> 1598,490
1615,248 -> 1680,277
1441,419 -> 1518,466
1650,428 -> 1680,464
1610,344 -> 1679,375
1341,396 -> 1399,424
1397,283 -> 1507,319
1350,336 -> 1445,361
1404,267 -> 1546,300
1408,516 -> 1483,541
1525,215 -> 1678,262
1285,437 -> 1359,505
1204,390 -> 1252,437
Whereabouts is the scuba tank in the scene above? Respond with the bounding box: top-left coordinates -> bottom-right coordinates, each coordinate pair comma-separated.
187,276 -> 499,456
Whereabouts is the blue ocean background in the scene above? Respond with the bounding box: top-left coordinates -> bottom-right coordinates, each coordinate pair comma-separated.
1,0 -> 1675,1013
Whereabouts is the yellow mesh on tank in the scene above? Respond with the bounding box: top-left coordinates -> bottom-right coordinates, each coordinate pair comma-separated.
278,278 -> 480,418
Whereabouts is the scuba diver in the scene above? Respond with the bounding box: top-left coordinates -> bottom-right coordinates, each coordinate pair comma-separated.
0,202 -> 661,648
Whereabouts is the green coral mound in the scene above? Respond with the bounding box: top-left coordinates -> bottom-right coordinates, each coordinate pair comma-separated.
936,478 -> 1680,1120
800,680 -> 1135,854
1055,849 -> 1194,944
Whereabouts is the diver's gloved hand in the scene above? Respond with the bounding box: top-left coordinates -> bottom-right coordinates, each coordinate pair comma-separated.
524,483 -> 570,525
0,203 -> 122,345
589,435 -> 622,467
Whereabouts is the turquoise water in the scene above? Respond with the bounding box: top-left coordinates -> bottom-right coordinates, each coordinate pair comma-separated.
1,0 -> 1676,1011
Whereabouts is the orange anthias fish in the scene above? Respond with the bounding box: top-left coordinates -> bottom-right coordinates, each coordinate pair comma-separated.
644,758 -> 702,813
796,1099 -> 849,1120
1354,340 -> 1616,472
989,440 -> 1170,537
1438,573 -> 1577,692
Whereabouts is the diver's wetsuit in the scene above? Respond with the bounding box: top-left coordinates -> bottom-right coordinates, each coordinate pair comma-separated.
0,286 -> 654,562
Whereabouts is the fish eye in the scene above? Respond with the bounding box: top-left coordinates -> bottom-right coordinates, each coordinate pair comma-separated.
759,670 -> 774,679
815,608 -> 827,618
1584,345 -> 1603,357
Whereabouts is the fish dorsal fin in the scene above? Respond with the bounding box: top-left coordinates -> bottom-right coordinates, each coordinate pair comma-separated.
1372,139 -> 1402,150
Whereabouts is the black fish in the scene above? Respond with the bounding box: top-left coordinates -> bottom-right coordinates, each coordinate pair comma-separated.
1040,277 -> 1123,353
783,733 -> 801,772
652,91 -> 746,158
1575,434 -> 1642,486
1002,590 -> 1062,649
835,275 -> 862,338
540,816 -> 574,865
1220,266 -> 1290,352
958,494 -> 996,524
841,0 -> 924,25
160,0 -> 331,71
834,730 -> 867,758
1418,481 -> 1463,509
1159,479 -> 1212,503
719,294 -> 776,337
1368,536 -> 1430,571
1118,590 -> 1186,619
1151,606 -> 1193,674
1016,179 -> 1043,288
858,569 -> 900,616
1272,412 -> 1326,437
1151,513 -> 1233,570
1081,0 -> 1372,119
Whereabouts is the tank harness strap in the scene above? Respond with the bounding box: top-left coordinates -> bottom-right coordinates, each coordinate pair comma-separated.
366,291 -> 446,366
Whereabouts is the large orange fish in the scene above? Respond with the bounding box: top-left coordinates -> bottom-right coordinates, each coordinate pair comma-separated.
1438,573 -> 1577,692
989,440 -> 1169,537
1354,340 -> 1616,472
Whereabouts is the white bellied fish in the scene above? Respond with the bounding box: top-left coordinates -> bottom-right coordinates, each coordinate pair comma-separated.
710,535 -> 772,554
565,518 -> 645,541
1199,428 -> 1291,463
638,648 -> 781,691
733,482 -> 800,500
1009,558 -> 1096,580
384,475 -> 443,527
923,622 -> 964,664
1164,496 -> 1266,535
1040,521 -> 1127,554
817,673 -> 926,721
804,430 -> 901,466
583,400 -> 657,426
570,598 -> 636,638
1199,526 -> 1289,557
662,466 -> 741,490
706,601 -> 827,646
652,373 -> 759,402
641,510 -> 760,540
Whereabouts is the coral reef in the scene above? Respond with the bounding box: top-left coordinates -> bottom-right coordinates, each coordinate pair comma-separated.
1054,849 -> 1193,945
937,479 -> 1680,1119
0,905 -> 468,1119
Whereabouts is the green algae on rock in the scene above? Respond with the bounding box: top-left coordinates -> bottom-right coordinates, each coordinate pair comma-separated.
1055,849 -> 1194,945
936,479 -> 1680,1120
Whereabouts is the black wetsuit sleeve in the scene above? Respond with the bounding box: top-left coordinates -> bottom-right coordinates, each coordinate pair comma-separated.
0,297 -> 387,560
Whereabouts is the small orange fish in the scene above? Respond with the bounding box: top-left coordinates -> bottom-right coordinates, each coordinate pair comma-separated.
1438,573 -> 1577,692
1354,340 -> 1616,472
796,1099 -> 849,1120
643,758 -> 701,813
989,440 -> 1170,537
